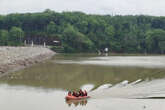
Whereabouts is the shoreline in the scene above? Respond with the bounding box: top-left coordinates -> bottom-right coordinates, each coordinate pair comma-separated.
0,46 -> 55,78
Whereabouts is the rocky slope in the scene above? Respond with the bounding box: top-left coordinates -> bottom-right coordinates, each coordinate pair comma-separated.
0,46 -> 55,77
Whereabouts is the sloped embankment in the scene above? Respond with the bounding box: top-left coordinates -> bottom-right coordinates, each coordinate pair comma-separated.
0,47 -> 55,77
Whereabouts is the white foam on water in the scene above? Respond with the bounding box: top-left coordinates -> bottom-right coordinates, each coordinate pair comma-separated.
129,79 -> 142,85
96,84 -> 112,90
90,79 -> 165,99
80,84 -> 94,92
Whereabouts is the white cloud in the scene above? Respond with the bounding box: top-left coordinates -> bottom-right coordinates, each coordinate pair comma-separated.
0,0 -> 165,16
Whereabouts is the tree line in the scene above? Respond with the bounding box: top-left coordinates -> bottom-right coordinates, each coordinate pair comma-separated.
0,9 -> 165,53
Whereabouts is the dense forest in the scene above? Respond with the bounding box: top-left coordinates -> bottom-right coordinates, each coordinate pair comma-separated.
0,9 -> 165,53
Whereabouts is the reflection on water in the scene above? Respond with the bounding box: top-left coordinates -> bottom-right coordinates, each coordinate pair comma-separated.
1,62 -> 165,90
58,56 -> 165,68
66,99 -> 88,107
0,54 -> 165,90
0,54 -> 165,110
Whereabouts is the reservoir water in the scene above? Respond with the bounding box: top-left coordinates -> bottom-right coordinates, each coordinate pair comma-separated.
0,54 -> 165,110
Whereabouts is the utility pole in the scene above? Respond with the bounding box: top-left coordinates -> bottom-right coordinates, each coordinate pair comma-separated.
31,41 -> 34,47
44,42 -> 46,47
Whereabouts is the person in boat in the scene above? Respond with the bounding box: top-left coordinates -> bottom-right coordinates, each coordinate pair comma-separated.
68,91 -> 72,96
79,89 -> 86,96
78,89 -> 83,96
72,91 -> 79,97
69,89 -> 87,97
84,90 -> 87,96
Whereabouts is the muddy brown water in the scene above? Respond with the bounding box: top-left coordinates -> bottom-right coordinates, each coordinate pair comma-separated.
0,54 -> 165,110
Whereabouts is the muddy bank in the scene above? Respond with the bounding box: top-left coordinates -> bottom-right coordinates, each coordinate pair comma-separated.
0,47 -> 55,77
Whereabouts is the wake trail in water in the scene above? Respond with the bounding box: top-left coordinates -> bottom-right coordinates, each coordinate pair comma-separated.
89,79 -> 165,99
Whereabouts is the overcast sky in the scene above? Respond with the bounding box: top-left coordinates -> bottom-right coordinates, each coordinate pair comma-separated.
0,0 -> 165,16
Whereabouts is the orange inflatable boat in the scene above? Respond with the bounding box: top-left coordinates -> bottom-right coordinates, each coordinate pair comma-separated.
65,95 -> 90,100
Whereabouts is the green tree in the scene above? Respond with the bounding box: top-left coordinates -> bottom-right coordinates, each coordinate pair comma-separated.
62,24 -> 94,52
0,30 -> 9,45
46,21 -> 58,35
9,27 -> 24,46
159,41 -> 165,54
145,29 -> 165,53
1,10 -> 165,53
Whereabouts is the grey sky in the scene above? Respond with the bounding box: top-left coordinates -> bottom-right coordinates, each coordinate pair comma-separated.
0,0 -> 165,16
